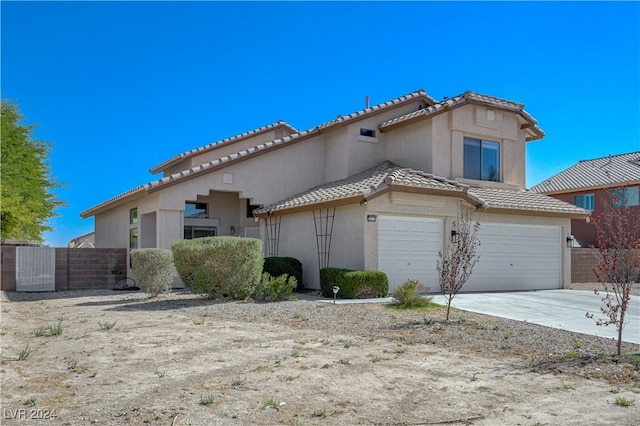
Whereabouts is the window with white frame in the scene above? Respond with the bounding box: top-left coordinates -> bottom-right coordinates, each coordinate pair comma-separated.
574,193 -> 595,211
463,137 -> 500,182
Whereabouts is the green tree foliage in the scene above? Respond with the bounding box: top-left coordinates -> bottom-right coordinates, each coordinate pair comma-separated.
1,101 -> 65,242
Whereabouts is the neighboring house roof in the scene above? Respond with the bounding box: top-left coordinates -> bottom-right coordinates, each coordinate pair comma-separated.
530,151 -> 640,194
379,91 -> 545,141
149,120 -> 299,175
255,161 -> 588,218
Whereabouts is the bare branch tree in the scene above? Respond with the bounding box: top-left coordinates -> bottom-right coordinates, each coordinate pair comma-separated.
586,188 -> 640,356
437,208 -> 481,321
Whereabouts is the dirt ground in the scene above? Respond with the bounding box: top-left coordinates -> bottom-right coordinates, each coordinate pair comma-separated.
1,289 -> 639,426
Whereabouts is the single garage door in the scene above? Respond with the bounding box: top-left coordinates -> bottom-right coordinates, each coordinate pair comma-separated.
465,223 -> 562,292
378,216 -> 443,292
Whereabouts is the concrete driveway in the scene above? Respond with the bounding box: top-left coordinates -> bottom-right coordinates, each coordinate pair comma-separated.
431,289 -> 640,344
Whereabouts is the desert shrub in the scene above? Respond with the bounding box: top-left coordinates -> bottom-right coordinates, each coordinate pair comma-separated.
392,279 -> 432,308
131,248 -> 176,297
320,268 -> 388,299
340,270 -> 389,299
320,267 -> 352,297
253,272 -> 297,302
263,257 -> 303,291
172,237 -> 263,299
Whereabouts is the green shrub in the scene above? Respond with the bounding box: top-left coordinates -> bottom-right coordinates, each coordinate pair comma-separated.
172,237 -> 263,299
263,257 -> 303,290
320,267 -> 352,297
253,273 -> 297,302
392,279 -> 432,308
131,249 -> 176,297
320,268 -> 388,299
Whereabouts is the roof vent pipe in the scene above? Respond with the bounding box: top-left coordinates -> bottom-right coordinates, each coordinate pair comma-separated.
365,96 -> 370,109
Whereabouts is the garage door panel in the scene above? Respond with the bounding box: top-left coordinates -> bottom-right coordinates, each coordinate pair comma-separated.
378,216 -> 443,293
465,224 -> 561,292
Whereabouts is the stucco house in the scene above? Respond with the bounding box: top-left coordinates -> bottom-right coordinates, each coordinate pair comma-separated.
530,151 -> 640,247
80,89 -> 588,292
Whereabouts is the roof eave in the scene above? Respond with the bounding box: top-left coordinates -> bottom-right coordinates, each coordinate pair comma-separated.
478,206 -> 590,219
80,186 -> 147,219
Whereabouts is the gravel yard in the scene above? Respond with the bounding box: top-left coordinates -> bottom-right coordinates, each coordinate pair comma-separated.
1,289 -> 639,425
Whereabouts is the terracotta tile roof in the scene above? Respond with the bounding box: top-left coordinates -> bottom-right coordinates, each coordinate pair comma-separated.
255,161 -> 402,214
467,187 -> 589,215
530,151 -> 640,194
256,162 -> 586,217
79,186 -> 146,218
379,91 -> 544,141
149,120 -> 298,174
146,90 -> 433,191
385,169 -> 468,192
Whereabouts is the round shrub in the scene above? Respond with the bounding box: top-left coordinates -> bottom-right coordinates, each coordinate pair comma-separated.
130,249 -> 176,297
392,279 -> 432,308
172,237 -> 263,300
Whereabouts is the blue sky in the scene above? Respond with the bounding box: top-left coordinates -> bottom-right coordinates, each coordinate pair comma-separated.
2,1 -> 639,247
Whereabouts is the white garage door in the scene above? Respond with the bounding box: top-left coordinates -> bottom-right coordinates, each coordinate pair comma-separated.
465,223 -> 562,292
378,216 -> 443,293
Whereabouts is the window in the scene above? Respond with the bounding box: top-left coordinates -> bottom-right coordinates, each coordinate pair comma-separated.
612,186 -> 639,208
463,137 -> 500,182
360,128 -> 376,138
246,199 -> 261,218
129,208 -> 138,224
129,228 -> 138,249
185,202 -> 207,218
574,194 -> 594,211
184,226 -> 216,239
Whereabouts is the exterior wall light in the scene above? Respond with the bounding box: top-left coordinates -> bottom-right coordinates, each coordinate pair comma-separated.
451,229 -> 459,243
566,235 -> 575,248
367,215 -> 377,222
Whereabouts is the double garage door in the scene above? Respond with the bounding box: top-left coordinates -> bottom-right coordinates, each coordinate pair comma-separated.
378,216 -> 561,293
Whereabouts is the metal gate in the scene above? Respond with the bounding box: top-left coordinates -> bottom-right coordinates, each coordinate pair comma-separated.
16,247 -> 56,292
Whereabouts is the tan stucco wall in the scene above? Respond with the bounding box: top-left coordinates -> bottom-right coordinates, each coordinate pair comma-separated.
162,126 -> 297,177
276,204 -> 365,290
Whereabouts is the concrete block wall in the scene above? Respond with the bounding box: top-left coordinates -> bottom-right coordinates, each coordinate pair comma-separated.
571,248 -> 640,283
0,246 -> 127,291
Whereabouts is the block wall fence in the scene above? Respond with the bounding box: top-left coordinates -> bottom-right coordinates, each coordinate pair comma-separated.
0,247 -> 127,291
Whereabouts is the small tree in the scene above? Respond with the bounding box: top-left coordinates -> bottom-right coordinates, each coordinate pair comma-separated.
437,208 -> 480,321
1,100 -> 66,241
586,188 -> 640,356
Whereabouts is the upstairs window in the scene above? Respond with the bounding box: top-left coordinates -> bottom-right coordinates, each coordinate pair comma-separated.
360,128 -> 376,138
463,137 -> 500,182
612,186 -> 639,208
185,202 -> 208,218
574,194 -> 594,211
246,199 -> 261,218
